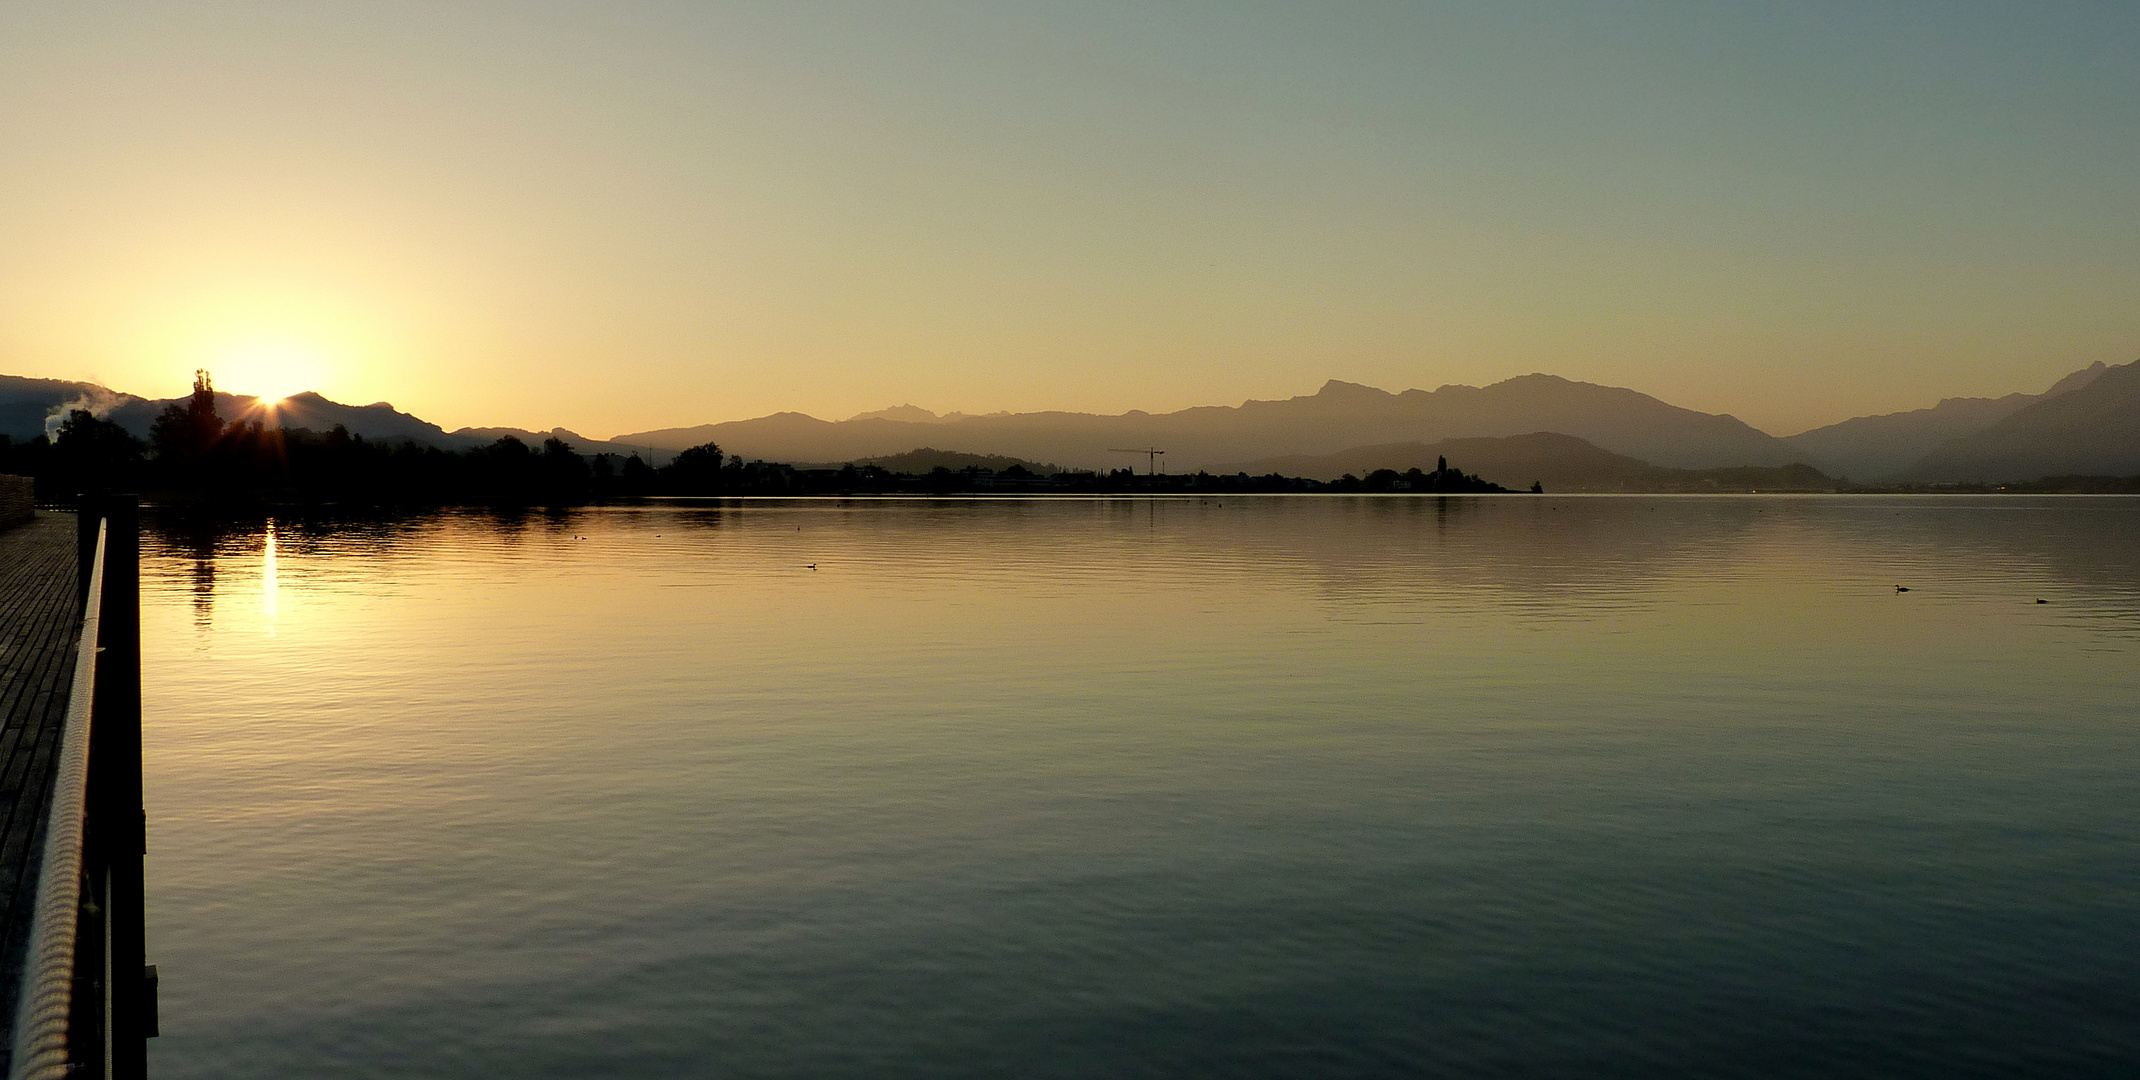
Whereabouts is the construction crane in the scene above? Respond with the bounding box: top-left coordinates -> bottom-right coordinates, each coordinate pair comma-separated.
1108,447 -> 1167,475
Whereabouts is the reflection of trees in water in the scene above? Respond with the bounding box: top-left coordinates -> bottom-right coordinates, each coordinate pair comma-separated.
143,508 -> 455,624
142,505 -> 593,579
159,522 -> 219,628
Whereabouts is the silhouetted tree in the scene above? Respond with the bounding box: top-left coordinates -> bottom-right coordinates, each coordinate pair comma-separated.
664,441 -> 725,494
924,465 -> 961,493
540,436 -> 592,494
0,434 -> 53,490
151,369 -> 226,462
53,409 -> 146,495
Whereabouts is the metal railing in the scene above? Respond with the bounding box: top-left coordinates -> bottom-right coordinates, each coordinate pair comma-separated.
9,496 -> 152,1080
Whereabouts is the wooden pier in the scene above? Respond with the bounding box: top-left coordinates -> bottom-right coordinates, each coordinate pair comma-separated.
0,511 -> 80,1030
0,498 -> 152,1079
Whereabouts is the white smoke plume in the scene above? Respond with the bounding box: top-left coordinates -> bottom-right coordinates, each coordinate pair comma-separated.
43,387 -> 122,440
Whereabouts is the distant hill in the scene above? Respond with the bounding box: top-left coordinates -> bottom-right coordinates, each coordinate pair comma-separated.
238,392 -> 467,446
846,405 -> 948,424
0,375 -> 155,441
843,405 -> 1006,424
1223,432 -> 1839,492
837,448 -> 1063,475
1780,361 -> 2110,480
449,425 -> 647,457
616,375 -> 1800,472
1908,360 -> 2140,481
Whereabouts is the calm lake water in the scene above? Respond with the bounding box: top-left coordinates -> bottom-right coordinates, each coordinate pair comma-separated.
137,496 -> 2140,1078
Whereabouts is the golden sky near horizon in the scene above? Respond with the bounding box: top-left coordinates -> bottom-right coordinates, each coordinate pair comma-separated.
2,2 -> 2137,437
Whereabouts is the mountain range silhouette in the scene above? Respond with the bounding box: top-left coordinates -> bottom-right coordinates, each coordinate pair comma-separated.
3,360 -> 2134,487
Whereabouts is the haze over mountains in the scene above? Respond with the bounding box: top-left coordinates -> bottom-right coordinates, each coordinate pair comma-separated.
610,361 -> 2139,483
1778,362 -> 2113,480
619,374 -> 1800,474
4,359 -> 2135,486
1908,360 -> 2140,481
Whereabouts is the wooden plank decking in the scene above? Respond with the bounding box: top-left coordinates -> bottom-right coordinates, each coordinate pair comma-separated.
0,512 -> 80,1039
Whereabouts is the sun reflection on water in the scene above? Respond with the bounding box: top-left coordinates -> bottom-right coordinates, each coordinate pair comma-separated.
263,520 -> 277,635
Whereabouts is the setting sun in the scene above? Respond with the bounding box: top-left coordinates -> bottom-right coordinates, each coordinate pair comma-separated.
208,337 -> 332,405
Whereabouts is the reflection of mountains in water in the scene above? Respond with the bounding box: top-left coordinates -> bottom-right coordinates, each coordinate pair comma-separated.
1091,496 -> 1767,612
141,498 -> 2140,641
1218,496 -> 2140,625
1784,497 -> 2140,621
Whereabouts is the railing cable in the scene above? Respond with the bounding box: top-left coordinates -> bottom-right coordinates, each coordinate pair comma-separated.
8,520 -> 104,1080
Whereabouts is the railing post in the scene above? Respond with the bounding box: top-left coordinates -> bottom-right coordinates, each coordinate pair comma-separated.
87,497 -> 145,1078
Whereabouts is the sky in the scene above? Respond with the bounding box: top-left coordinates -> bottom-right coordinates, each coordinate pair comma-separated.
2,1 -> 2137,438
